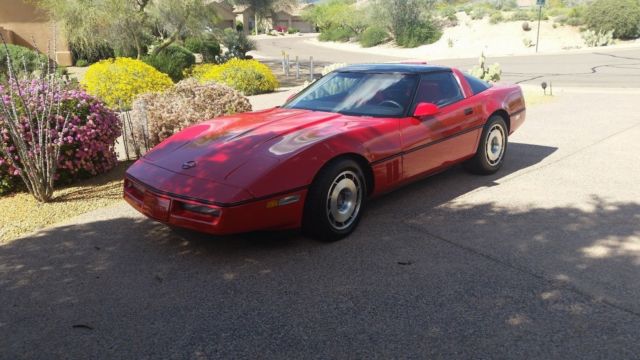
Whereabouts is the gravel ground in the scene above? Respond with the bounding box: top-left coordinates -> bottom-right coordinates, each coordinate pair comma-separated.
0,162 -> 130,243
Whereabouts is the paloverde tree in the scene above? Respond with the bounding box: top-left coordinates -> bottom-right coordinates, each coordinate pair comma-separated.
36,0 -> 219,59
371,0 -> 442,48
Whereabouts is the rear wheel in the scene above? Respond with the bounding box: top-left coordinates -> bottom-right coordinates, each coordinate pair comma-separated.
464,115 -> 508,174
302,158 -> 367,242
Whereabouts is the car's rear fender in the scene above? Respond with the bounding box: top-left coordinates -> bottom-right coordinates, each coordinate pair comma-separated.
480,85 -> 526,134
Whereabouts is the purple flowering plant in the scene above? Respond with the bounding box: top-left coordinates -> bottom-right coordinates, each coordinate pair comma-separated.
0,35 -> 121,201
0,80 -> 122,197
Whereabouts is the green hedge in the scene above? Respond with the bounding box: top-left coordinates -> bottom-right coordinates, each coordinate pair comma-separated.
144,45 -> 195,82
585,0 -> 640,39
359,26 -> 389,47
0,44 -> 48,78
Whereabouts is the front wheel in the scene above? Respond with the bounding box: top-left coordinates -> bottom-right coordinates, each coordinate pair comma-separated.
302,158 -> 367,242
464,115 -> 508,174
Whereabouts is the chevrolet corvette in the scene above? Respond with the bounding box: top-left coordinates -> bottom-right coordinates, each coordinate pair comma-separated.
124,64 -> 526,241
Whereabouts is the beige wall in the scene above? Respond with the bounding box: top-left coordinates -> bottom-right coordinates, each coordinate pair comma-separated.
0,0 -> 72,66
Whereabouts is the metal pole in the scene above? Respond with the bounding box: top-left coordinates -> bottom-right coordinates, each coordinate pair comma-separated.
295,56 -> 300,80
286,54 -> 290,77
309,56 -> 314,81
535,5 -> 542,53
282,51 -> 286,73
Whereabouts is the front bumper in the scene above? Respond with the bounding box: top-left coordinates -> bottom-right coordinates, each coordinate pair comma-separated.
123,176 -> 307,235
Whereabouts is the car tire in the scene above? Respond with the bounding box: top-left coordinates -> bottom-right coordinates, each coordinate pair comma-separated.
464,115 -> 508,175
302,158 -> 367,242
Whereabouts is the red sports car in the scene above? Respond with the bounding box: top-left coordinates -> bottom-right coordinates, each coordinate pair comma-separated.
124,64 -> 526,241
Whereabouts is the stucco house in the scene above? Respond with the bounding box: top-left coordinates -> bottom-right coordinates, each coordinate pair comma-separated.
234,3 -> 316,34
0,0 -> 73,66
207,0 -> 237,30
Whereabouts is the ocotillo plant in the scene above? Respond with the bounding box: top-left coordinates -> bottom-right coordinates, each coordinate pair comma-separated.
0,34 -> 71,202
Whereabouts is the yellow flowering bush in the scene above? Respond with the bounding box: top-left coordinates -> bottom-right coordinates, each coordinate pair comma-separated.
189,59 -> 278,95
81,58 -> 173,109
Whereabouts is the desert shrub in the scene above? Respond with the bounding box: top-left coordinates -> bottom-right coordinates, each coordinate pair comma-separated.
395,19 -> 442,48
359,26 -> 389,47
489,0 -> 517,11
547,7 -> 570,17
522,21 -> 532,31
144,45 -> 195,82
490,11 -> 505,24
471,6 -> 489,20
469,52 -> 502,83
440,6 -> 459,26
189,58 -> 278,95
288,28 -> 300,34
236,21 -> 244,32
523,37 -> 534,47
81,57 -> 173,109
71,42 -> 115,65
585,0 -> 640,39
183,37 -> 221,63
318,27 -> 354,42
131,78 -> 252,147
0,83 -> 121,195
75,59 -> 89,67
0,44 -> 48,78
219,28 -> 256,60
582,29 -> 615,46
559,6 -> 587,26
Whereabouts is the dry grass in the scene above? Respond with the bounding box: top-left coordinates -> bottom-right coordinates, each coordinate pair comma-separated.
0,162 -> 131,244
523,87 -> 557,106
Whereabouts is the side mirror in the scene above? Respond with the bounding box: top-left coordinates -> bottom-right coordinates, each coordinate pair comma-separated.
413,102 -> 439,117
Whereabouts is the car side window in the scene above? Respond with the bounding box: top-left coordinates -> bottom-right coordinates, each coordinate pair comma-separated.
463,73 -> 491,95
414,72 -> 465,108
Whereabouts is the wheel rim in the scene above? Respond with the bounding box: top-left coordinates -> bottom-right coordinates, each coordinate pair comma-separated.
326,170 -> 362,231
485,124 -> 506,166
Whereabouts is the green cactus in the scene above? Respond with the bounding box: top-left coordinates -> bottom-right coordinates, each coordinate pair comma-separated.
582,29 -> 615,47
469,52 -> 502,83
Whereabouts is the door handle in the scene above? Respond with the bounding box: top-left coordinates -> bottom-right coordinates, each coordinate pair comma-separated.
464,108 -> 473,115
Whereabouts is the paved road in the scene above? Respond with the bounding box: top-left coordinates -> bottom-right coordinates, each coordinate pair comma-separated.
253,35 -> 640,88
1,89 -> 640,358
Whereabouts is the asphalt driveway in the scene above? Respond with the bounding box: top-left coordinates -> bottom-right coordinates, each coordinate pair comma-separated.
1,89 -> 640,359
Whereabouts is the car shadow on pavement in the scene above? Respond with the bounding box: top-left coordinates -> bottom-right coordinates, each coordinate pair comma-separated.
4,141 -> 640,357
366,142 -> 558,218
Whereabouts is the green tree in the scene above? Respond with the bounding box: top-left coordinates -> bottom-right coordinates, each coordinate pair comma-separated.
37,0 -> 150,60
148,0 -> 219,55
371,0 -> 442,48
585,0 -> 640,39
37,0 -> 219,59
302,0 -> 367,35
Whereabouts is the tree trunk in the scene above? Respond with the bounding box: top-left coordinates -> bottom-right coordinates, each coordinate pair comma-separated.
255,13 -> 259,36
152,27 -> 182,56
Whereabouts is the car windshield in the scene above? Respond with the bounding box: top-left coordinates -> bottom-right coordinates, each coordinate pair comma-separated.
285,72 -> 418,117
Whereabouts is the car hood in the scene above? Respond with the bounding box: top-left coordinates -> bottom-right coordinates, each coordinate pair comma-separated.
142,108 -> 358,184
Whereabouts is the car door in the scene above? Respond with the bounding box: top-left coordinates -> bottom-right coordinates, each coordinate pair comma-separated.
400,71 -> 484,179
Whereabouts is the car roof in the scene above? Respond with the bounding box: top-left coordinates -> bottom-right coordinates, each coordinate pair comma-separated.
335,63 -> 452,74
